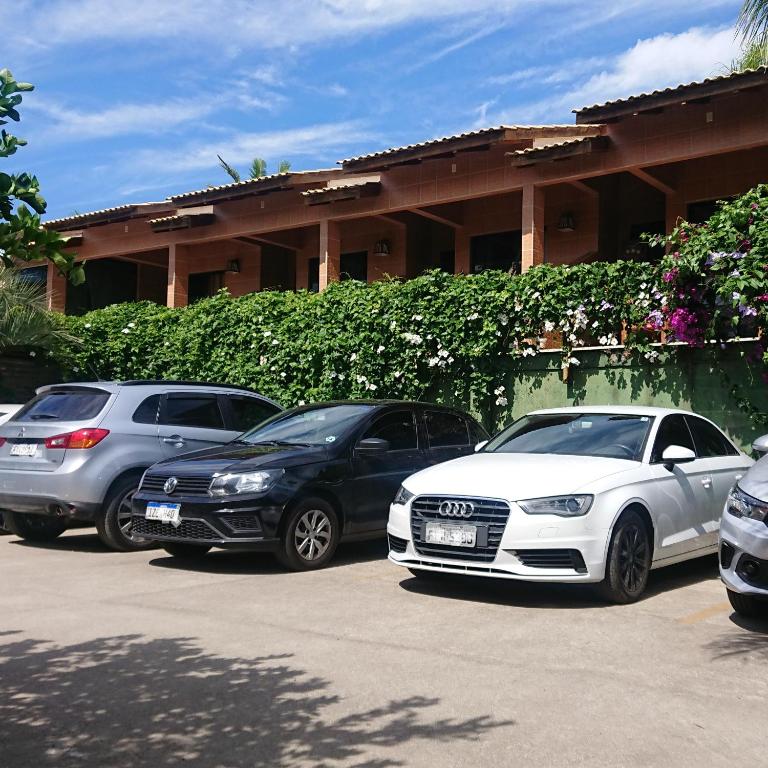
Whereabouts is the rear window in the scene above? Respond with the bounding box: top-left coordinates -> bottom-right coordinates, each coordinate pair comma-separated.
227,395 -> 280,432
14,389 -> 111,423
425,410 -> 470,447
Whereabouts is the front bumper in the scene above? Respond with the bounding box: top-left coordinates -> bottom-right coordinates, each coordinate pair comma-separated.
387,499 -> 610,583
719,511 -> 768,597
131,491 -> 284,551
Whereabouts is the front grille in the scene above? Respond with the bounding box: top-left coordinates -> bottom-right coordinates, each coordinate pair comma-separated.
513,549 -> 587,573
141,474 -> 212,496
220,513 -> 263,533
132,516 -> 221,541
410,496 -> 510,563
388,534 -> 408,554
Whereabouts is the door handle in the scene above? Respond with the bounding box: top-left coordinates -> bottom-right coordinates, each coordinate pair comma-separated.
701,476 -> 712,489
162,435 -> 185,446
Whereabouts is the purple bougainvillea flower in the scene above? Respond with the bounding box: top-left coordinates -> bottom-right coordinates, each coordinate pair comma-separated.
662,268 -> 679,283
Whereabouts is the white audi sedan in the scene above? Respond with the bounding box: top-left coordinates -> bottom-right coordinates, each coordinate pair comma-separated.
387,406 -> 753,602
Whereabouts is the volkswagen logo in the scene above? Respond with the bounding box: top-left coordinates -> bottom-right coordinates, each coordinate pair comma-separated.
438,500 -> 474,518
163,477 -> 178,494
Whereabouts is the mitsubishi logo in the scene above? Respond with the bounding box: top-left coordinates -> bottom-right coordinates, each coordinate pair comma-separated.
438,500 -> 475,518
163,477 -> 178,494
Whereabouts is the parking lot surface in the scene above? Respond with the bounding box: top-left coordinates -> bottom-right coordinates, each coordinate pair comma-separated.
1,529 -> 766,768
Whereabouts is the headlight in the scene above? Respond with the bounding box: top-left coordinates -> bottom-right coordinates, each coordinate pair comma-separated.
517,494 -> 593,517
393,485 -> 415,506
726,486 -> 768,522
209,469 -> 283,496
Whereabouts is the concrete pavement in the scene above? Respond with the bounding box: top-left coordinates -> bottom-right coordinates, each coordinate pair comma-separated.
0,529 -> 766,767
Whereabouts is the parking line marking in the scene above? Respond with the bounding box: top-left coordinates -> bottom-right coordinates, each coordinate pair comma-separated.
678,602 -> 731,625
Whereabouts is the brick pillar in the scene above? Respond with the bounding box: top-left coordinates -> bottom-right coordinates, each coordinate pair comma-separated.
46,264 -> 67,313
454,228 -> 470,274
167,244 -> 190,307
318,219 -> 340,291
521,184 -> 545,272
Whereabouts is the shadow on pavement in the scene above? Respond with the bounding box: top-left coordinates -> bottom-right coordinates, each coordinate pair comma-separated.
10,531 -> 120,555
148,538 -> 388,575
398,554 -> 721,609
705,613 -> 768,661
0,633 -> 513,767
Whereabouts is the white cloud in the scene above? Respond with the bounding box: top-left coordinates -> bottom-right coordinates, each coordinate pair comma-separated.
132,121 -> 383,174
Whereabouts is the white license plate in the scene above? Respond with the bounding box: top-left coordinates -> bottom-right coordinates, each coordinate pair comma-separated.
145,502 -> 181,526
10,443 -> 37,457
425,522 -> 477,547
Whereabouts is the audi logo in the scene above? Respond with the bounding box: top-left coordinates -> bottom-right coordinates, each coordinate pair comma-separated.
163,477 -> 178,494
438,500 -> 474,518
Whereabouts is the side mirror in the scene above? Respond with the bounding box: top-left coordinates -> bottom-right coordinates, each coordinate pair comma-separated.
662,445 -> 696,468
356,437 -> 390,454
474,440 -> 488,453
752,434 -> 768,454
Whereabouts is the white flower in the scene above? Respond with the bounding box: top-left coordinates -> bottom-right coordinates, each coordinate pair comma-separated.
412,314 -> 423,321
329,371 -> 337,379
298,400 -> 306,406
121,328 -> 130,334
29,351 -> 36,357
495,396 -> 508,406
438,349 -> 449,358
376,345 -> 385,353
271,339 -> 279,346
402,332 -> 423,345
428,357 -> 440,367
644,350 -> 660,362
350,352 -> 357,361
367,383 -> 378,391
280,372 -> 286,378
467,312 -> 480,321
499,313 -> 509,326
569,356 -> 580,366
259,356 -> 267,365
543,321 -> 555,332
84,323 -> 91,329
389,320 -> 397,331
127,322 -> 136,328
494,385 -> 505,395
263,330 -> 272,337
394,371 -> 403,378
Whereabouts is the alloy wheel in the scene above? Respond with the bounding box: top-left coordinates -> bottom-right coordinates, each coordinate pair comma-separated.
116,488 -> 144,543
294,509 -> 332,561
618,523 -> 649,593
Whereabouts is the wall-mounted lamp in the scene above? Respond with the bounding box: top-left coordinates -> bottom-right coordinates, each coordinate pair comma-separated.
557,213 -> 575,232
373,239 -> 391,257
226,259 -> 241,273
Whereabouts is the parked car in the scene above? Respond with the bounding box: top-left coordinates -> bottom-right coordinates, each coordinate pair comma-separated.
0,381 -> 281,551
719,432 -> 768,618
130,400 -> 488,570
0,404 -> 22,425
388,406 -> 753,603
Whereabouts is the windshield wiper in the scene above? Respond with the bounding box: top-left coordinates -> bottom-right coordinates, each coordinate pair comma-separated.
28,414 -> 60,420
238,439 -> 313,448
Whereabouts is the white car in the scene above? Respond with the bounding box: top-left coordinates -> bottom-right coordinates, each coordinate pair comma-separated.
0,404 -> 22,425
388,406 -> 753,603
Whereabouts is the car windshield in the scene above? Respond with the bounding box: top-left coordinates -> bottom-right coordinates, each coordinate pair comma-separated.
238,404 -> 377,447
485,413 -> 653,461
14,388 -> 111,423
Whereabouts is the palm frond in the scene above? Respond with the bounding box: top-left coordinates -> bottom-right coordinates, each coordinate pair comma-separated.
217,154 -> 241,183
249,158 -> 267,178
738,0 -> 768,45
278,160 -> 291,174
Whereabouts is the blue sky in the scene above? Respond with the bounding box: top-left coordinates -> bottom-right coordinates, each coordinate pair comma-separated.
5,0 -> 745,219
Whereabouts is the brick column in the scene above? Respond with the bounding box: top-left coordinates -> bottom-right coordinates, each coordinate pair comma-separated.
318,219 -> 340,291
46,264 -> 67,313
167,244 -> 190,307
454,228 -> 470,274
521,184 -> 545,272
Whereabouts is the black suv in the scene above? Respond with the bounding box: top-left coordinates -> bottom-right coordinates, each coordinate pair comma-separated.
131,400 -> 488,570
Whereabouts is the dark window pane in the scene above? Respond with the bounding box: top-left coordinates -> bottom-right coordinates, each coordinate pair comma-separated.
686,416 -> 737,457
228,396 -> 280,432
133,394 -> 160,424
162,396 -> 224,429
425,410 -> 470,447
363,411 -> 417,451
308,258 -> 320,293
340,251 -> 368,282
15,389 -> 110,422
651,415 -> 694,462
470,231 -> 521,275
468,419 -> 489,444
188,271 -> 225,303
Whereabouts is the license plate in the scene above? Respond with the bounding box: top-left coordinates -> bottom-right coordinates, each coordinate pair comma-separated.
10,443 -> 37,457
145,502 -> 181,526
425,522 -> 477,547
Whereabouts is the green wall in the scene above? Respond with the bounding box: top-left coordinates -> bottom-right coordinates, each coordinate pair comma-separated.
490,343 -> 768,452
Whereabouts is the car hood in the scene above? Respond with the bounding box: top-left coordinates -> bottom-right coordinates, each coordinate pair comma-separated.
403,452 -> 636,500
152,442 -> 329,476
739,454 -> 768,501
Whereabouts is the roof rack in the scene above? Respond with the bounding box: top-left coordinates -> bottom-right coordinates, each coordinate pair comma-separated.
118,380 -> 274,397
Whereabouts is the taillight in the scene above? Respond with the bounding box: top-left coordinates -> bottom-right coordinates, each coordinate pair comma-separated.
44,428 -> 110,450
0,438 -> 5,447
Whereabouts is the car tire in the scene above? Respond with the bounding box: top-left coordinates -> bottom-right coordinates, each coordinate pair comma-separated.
96,475 -> 155,552
727,588 -> 766,618
596,509 -> 652,604
3,511 -> 67,542
162,542 -> 212,559
276,498 -> 340,571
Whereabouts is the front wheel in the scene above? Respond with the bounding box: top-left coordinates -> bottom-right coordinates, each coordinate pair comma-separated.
3,511 -> 67,542
727,588 -> 767,619
96,476 -> 155,552
597,510 -> 651,604
276,498 -> 340,571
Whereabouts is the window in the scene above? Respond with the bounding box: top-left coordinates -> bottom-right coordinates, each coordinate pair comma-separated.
308,258 -> 320,293
15,388 -> 111,422
425,410 -> 470,448
227,396 -> 280,433
651,415 -> 695,463
470,231 -> 521,275
363,410 -> 417,451
188,271 -> 225,303
161,396 -> 225,430
686,416 -> 738,457
133,394 -> 160,424
340,251 -> 368,282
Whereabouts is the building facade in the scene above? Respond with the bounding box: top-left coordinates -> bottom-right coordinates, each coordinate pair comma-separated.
42,68 -> 768,313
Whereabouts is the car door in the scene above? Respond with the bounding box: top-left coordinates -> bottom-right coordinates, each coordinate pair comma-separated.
346,408 -> 425,533
423,408 -> 474,466
157,391 -> 238,458
644,414 -> 713,560
685,415 -> 750,546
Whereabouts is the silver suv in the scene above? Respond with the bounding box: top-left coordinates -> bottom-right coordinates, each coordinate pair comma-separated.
0,381 -> 281,551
